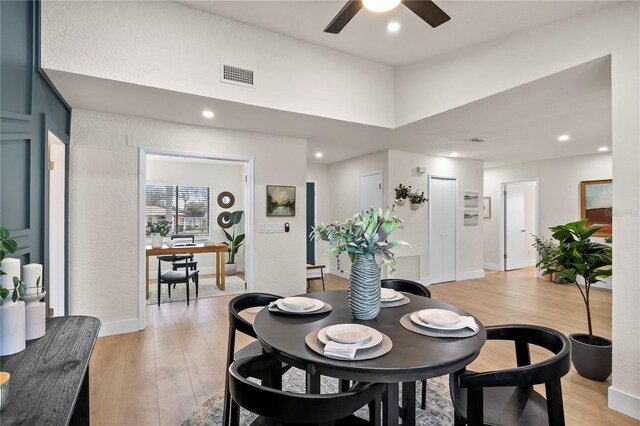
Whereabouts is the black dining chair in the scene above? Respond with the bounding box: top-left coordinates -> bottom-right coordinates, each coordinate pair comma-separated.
381,278 -> 431,410
156,255 -> 199,306
449,324 -> 571,426
229,354 -> 386,426
223,292 -> 286,426
169,234 -> 198,277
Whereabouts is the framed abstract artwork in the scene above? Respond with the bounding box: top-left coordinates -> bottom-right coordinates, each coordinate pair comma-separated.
267,185 -> 296,216
580,179 -> 612,237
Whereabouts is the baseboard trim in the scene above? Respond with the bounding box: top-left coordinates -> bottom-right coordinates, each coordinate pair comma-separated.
483,262 -> 501,271
99,318 -> 139,337
609,386 -> 640,420
456,270 -> 485,281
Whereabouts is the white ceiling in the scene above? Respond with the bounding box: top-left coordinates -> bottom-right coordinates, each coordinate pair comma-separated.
46,55 -> 611,166
177,0 -> 618,66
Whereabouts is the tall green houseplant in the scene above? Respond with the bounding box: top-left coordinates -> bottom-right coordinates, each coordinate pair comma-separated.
538,220 -> 612,341
224,211 -> 245,265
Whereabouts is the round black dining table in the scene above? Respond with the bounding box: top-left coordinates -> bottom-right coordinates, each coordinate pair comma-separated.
253,290 -> 487,426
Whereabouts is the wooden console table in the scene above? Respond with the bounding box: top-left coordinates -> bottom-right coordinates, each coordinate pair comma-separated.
145,243 -> 228,298
0,316 -> 101,425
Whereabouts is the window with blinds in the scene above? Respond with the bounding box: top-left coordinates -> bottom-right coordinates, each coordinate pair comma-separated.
145,185 -> 210,239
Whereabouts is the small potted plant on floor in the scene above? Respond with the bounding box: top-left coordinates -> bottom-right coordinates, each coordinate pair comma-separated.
224,211 -> 245,276
538,220 -> 613,380
531,234 -> 558,282
146,219 -> 171,248
408,191 -> 428,211
394,184 -> 411,206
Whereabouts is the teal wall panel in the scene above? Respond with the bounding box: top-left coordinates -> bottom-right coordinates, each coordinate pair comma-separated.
0,0 -> 71,291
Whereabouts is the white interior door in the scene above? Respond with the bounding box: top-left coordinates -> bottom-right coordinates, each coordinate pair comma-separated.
505,182 -> 534,270
429,176 -> 456,283
48,134 -> 66,317
358,171 -> 383,212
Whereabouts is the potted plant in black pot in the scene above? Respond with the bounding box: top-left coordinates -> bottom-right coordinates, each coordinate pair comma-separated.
538,219 -> 613,380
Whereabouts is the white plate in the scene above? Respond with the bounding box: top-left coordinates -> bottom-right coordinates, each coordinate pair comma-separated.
381,292 -> 404,302
280,297 -> 318,311
276,299 -> 324,313
410,312 -> 467,330
418,309 -> 460,326
380,288 -> 398,300
318,326 -> 383,349
326,324 -> 374,344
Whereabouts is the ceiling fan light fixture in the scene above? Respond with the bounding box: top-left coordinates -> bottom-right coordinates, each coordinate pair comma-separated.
362,0 -> 401,13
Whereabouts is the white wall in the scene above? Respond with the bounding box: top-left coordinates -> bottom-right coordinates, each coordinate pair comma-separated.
69,110 -> 307,333
484,153 -> 612,267
396,3 -> 639,409
306,163 -> 332,270
41,0 -> 394,128
324,151 -> 388,277
387,151 -> 484,282
145,157 -> 245,275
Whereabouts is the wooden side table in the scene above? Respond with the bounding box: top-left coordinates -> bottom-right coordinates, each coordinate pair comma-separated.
0,316 -> 101,425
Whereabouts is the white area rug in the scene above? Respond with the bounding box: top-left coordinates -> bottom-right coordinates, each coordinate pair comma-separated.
182,368 -> 453,425
147,274 -> 246,305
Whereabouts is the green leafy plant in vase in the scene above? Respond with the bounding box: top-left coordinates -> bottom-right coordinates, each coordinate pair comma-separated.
311,207 -> 408,320
394,184 -> 411,206
537,220 -> 613,380
408,191 -> 428,211
223,211 -> 245,276
147,219 -> 171,248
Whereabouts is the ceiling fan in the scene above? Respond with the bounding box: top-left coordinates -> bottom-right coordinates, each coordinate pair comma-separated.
324,0 -> 450,34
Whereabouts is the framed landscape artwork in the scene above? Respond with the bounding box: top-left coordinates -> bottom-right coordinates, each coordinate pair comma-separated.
464,210 -> 479,226
267,185 -> 296,216
580,179 -> 612,237
464,191 -> 479,207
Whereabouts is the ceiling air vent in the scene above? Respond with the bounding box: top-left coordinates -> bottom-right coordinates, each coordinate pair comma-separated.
221,64 -> 255,87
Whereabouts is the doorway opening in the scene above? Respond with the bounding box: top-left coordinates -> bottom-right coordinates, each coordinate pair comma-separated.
501,180 -> 539,271
47,131 -> 66,317
428,175 -> 457,284
306,181 -> 316,264
358,171 -> 383,212
138,150 -> 254,327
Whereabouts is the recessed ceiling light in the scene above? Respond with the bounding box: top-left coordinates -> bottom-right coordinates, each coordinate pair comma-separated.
387,22 -> 401,33
315,152 -> 323,158
363,0 -> 401,13
450,152 -> 459,157
599,146 -> 609,152
202,110 -> 214,119
558,134 -> 570,142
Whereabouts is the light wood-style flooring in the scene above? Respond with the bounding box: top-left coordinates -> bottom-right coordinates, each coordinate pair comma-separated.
90,268 -> 638,425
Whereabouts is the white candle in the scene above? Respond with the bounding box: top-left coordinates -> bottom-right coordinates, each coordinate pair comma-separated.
1,258 -> 20,288
22,263 -> 42,295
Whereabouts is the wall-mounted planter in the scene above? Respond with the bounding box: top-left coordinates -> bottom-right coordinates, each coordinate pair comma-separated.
410,203 -> 421,211
396,199 -> 406,206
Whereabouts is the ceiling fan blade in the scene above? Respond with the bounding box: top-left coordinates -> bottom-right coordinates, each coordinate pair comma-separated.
324,0 -> 363,34
403,0 -> 451,28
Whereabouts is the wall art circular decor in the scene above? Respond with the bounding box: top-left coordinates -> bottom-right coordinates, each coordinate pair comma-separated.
217,211 -> 232,229
217,191 -> 235,209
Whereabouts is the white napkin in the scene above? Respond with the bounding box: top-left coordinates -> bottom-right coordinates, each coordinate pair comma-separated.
323,340 -> 361,360
459,316 -> 479,332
